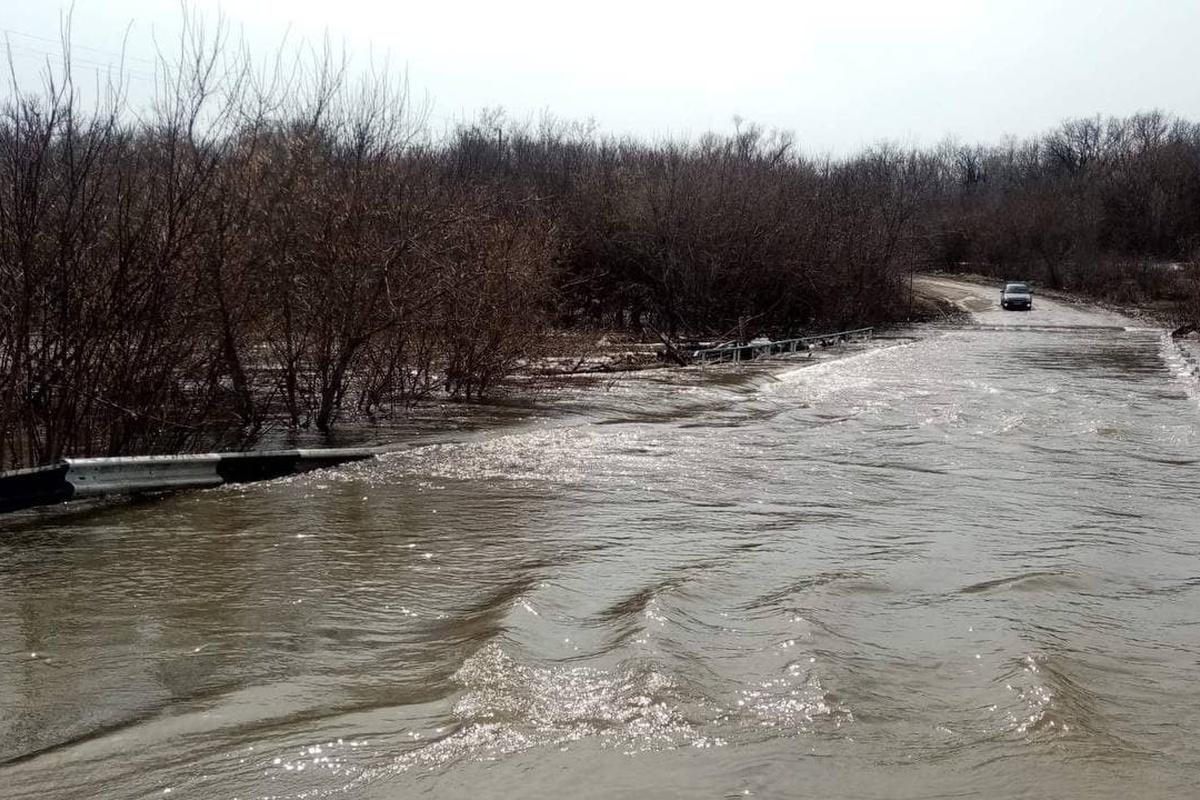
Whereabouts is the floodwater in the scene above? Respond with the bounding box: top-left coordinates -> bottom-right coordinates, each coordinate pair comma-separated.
3,283 -> 1200,799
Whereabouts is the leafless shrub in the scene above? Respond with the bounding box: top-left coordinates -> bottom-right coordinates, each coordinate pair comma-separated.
923,112 -> 1200,308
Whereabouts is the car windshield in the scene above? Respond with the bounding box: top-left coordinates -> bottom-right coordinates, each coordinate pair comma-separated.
1005,283 -> 1029,293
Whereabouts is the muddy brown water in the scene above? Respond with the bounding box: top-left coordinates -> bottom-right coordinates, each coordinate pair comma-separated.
3,310 -> 1200,798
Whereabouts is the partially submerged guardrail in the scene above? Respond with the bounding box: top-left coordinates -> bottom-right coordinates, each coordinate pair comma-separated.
0,448 -> 379,515
691,326 -> 874,365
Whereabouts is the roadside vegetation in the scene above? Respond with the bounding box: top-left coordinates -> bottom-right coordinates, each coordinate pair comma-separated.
2,21 -> 1198,468
923,114 -> 1200,310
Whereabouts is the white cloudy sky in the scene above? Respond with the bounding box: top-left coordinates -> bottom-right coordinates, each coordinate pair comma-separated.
2,0 -> 1197,153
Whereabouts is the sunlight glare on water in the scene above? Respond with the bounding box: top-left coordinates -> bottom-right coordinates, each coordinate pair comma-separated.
3,325 -> 1200,799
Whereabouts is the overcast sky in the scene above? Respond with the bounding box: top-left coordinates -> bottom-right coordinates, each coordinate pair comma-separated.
2,0 -> 1198,154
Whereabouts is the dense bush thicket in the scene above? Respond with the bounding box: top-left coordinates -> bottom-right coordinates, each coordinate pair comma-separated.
2,29 -> 1198,468
459,121 -> 934,336
923,112 -> 1200,302
0,38 -> 564,467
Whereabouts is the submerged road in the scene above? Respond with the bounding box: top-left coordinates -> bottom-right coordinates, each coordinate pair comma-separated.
2,279 -> 1199,798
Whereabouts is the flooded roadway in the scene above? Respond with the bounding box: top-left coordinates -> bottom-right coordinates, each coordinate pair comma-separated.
3,280 -> 1200,799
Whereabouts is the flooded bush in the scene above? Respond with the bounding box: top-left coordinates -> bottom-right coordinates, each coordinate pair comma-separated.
0,26 -> 564,465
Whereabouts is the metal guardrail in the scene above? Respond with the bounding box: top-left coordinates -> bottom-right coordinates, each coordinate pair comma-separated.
691,327 -> 874,365
0,447 -> 380,515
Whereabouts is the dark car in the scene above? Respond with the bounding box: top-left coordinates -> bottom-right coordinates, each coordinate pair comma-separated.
1001,281 -> 1033,310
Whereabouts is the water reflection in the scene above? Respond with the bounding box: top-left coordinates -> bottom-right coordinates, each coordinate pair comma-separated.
2,328 -> 1200,798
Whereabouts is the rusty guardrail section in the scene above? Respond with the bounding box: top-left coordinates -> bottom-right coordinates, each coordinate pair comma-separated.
691,326 -> 874,365
0,448 -> 379,515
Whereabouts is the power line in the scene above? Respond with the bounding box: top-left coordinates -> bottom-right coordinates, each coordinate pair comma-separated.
1,27 -> 160,68
1,42 -> 159,84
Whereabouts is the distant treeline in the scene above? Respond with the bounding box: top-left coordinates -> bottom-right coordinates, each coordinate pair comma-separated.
925,113 -> 1200,301
2,29 -> 1198,468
